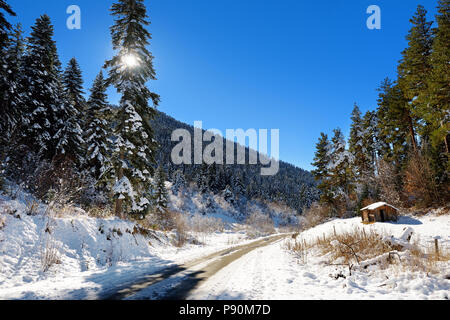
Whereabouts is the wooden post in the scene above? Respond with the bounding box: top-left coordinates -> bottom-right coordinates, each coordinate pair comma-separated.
333,226 -> 337,237
435,239 -> 439,258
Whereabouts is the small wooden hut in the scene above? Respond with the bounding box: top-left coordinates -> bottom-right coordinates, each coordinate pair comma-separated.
360,202 -> 399,223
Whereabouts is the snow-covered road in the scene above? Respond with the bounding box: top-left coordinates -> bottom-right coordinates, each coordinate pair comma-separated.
188,216 -> 450,300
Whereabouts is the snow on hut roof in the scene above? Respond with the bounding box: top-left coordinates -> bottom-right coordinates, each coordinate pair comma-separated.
360,202 -> 399,211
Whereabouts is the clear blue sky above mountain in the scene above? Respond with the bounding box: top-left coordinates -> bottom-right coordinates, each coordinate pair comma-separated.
8,0 -> 439,171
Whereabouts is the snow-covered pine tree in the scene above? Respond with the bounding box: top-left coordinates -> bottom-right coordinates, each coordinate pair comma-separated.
153,165 -> 168,216
85,71 -> 112,181
232,173 -> 245,198
328,128 -> 354,209
171,169 -> 186,195
0,0 -> 16,148
1,24 -> 24,148
311,133 -> 332,204
62,58 -> 86,115
348,104 -> 375,190
105,0 -> 160,218
54,58 -> 86,166
224,184 -> 235,205
196,163 -> 209,194
207,163 -> 218,193
21,15 -> 63,160
361,111 -> 378,176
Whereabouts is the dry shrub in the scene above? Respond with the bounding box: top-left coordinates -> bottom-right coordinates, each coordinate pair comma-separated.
246,211 -> 275,238
316,227 -> 392,266
0,214 -> 6,230
404,151 -> 439,207
41,237 -> 62,272
375,160 -> 403,207
171,212 -> 189,247
189,215 -> 225,234
87,206 -> 114,219
301,202 -> 332,230
25,200 -> 40,216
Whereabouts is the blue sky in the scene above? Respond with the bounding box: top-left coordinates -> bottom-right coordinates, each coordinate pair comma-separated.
8,0 -> 439,171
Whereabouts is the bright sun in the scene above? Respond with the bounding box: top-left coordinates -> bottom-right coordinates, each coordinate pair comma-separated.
122,54 -> 139,68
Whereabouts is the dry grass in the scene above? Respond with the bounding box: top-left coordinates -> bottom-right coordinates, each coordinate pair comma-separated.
87,206 -> 114,219
246,211 -> 275,238
287,227 -> 449,274
25,200 -> 39,216
171,213 -> 189,247
301,203 -> 332,230
41,237 -> 62,272
0,214 -> 6,230
189,215 -> 225,234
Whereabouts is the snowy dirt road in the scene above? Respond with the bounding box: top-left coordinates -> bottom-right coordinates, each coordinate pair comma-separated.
110,234 -> 290,300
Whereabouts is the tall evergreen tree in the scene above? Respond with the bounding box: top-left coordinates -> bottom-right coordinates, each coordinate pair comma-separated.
397,5 -> 434,147
153,165 -> 168,216
376,78 -> 411,169
311,133 -> 333,204
0,1 -> 14,45
328,129 -> 354,203
1,23 -> 23,145
105,0 -> 160,217
0,0 -> 16,147
427,0 -> 450,154
171,169 -> 186,195
63,58 -> 86,115
21,15 -> 63,159
85,71 -> 111,180
348,104 -> 365,182
54,58 -> 86,165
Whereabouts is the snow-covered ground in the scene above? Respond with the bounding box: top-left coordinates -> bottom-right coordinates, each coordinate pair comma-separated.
1,183 -> 448,300
189,214 -> 450,300
0,187 -> 264,300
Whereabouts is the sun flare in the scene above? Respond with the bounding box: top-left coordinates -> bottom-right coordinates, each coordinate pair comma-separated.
122,54 -> 139,68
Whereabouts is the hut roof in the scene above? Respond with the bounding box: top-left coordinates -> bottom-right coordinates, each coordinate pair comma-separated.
360,202 -> 399,212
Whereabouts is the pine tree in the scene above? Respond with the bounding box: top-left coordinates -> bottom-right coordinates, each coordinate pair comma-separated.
427,0 -> 450,154
348,104 -> 365,181
63,58 -> 86,115
0,1 -> 14,44
376,78 -> 411,169
207,163 -> 218,193
85,71 -> 112,180
171,169 -> 186,195
328,128 -> 354,208
196,163 -> 209,194
54,58 -> 86,165
360,111 -> 377,178
153,166 -> 168,216
224,184 -> 235,205
232,173 -> 245,198
1,23 -> 23,146
311,133 -> 332,204
0,1 -> 16,147
105,0 -> 160,217
397,5 -> 434,147
21,15 -> 63,159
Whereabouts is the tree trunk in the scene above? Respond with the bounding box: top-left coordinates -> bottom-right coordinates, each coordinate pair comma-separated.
444,134 -> 449,155
114,152 -> 125,219
407,115 -> 418,153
